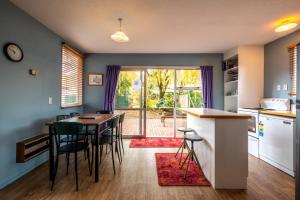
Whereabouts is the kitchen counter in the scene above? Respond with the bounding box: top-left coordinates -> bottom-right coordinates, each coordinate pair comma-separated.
180,108 -> 251,119
181,108 -> 249,189
260,110 -> 296,118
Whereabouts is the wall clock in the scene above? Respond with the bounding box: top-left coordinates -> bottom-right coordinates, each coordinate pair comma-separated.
3,43 -> 24,62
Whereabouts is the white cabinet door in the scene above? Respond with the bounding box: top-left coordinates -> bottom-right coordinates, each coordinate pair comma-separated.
259,115 -> 294,175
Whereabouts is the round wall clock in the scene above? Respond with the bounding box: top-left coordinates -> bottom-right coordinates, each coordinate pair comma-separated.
3,43 -> 24,62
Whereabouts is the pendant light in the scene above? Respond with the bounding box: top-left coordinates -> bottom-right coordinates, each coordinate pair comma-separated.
111,18 -> 129,43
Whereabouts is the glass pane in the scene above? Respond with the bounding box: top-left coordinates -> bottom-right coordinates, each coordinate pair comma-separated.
175,90 -> 203,137
114,109 -> 142,136
115,71 -> 143,109
176,69 -> 201,88
146,69 -> 174,137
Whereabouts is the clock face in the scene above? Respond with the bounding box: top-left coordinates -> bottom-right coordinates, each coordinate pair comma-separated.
3,43 -> 23,62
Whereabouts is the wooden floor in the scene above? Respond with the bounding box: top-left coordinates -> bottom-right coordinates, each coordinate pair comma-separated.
0,140 -> 295,200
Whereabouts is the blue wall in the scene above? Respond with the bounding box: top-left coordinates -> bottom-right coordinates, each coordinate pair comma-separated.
0,1 -> 82,189
264,29 -> 300,99
83,53 -> 224,112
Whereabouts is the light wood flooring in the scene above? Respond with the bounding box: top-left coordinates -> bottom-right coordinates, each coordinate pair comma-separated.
0,140 -> 295,200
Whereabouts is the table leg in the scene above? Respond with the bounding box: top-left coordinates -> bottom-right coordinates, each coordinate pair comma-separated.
95,125 -> 99,182
48,125 -> 54,181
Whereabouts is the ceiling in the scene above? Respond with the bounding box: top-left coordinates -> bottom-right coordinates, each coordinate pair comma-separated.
11,0 -> 300,53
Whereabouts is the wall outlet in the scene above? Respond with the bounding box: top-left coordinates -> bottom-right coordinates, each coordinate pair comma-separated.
282,84 -> 288,91
277,85 -> 281,91
48,97 -> 53,105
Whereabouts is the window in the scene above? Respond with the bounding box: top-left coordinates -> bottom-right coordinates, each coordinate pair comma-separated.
61,44 -> 83,108
288,45 -> 297,96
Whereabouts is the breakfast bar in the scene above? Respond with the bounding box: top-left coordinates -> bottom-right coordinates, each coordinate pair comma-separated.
180,108 -> 251,189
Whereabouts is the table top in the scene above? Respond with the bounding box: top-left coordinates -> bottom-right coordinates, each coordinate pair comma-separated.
46,113 -> 120,126
180,108 -> 251,119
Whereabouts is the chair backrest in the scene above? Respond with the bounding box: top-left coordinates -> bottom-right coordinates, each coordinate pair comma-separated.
70,112 -> 80,117
96,110 -> 113,114
119,113 -> 125,134
56,115 -> 70,121
119,113 -> 125,123
53,122 -> 84,147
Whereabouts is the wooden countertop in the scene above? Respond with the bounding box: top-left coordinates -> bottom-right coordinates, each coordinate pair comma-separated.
180,108 -> 251,119
260,110 -> 296,118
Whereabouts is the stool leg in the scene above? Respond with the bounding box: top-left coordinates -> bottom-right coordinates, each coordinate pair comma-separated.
175,141 -> 184,158
184,151 -> 192,179
180,150 -> 191,169
179,141 -> 185,165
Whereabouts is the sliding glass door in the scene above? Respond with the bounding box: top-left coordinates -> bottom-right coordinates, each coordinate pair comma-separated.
115,70 -> 146,137
115,67 -> 202,138
174,69 -> 202,137
146,69 -> 175,137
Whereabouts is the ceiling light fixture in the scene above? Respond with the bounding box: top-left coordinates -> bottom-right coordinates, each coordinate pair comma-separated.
111,18 -> 129,43
275,20 -> 298,32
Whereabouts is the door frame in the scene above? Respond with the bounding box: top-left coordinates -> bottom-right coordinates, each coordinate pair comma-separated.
116,66 -> 201,138
115,68 -> 147,138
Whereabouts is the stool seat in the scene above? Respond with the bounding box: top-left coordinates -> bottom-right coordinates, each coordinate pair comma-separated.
177,127 -> 194,133
185,134 -> 203,142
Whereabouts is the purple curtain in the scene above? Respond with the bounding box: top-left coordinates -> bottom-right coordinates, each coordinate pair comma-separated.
200,66 -> 213,108
104,65 -> 121,112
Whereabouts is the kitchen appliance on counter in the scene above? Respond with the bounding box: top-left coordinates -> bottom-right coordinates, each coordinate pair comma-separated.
238,98 -> 291,158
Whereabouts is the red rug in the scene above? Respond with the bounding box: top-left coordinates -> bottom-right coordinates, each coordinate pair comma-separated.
129,138 -> 183,148
155,153 -> 211,186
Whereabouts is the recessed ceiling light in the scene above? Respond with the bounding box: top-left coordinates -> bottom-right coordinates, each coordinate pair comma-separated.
275,21 -> 298,32
111,18 -> 129,43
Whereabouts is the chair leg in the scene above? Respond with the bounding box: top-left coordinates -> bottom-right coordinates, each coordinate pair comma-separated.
66,153 -> 70,175
111,144 -> 116,175
51,153 -> 59,191
118,138 -> 123,161
115,141 -> 121,164
75,152 -> 79,191
87,148 -> 91,176
100,145 -> 103,164
121,134 -> 125,154
90,145 -> 94,176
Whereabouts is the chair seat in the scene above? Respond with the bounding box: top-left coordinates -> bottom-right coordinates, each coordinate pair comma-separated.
177,127 -> 194,133
185,134 -> 203,141
60,134 -> 86,143
59,142 -> 89,153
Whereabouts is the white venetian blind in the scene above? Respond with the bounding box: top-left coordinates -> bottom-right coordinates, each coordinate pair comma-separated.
61,44 -> 83,108
288,45 -> 297,96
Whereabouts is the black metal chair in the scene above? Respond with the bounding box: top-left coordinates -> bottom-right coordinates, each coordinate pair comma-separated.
70,112 -> 80,117
51,122 -> 91,191
91,116 -> 121,175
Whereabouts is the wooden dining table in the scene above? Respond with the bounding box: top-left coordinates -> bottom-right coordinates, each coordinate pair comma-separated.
46,113 -> 118,183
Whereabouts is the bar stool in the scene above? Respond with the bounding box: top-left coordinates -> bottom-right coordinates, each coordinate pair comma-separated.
180,134 -> 203,179
175,127 -> 194,164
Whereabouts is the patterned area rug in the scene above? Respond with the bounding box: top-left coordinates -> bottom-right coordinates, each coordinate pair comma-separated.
155,153 -> 211,186
129,138 -> 183,148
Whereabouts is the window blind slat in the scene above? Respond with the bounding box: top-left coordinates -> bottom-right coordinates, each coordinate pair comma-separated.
61,44 -> 83,108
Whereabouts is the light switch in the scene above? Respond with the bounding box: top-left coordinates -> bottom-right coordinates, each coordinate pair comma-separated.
48,97 -> 53,105
282,84 -> 288,91
277,85 -> 281,91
